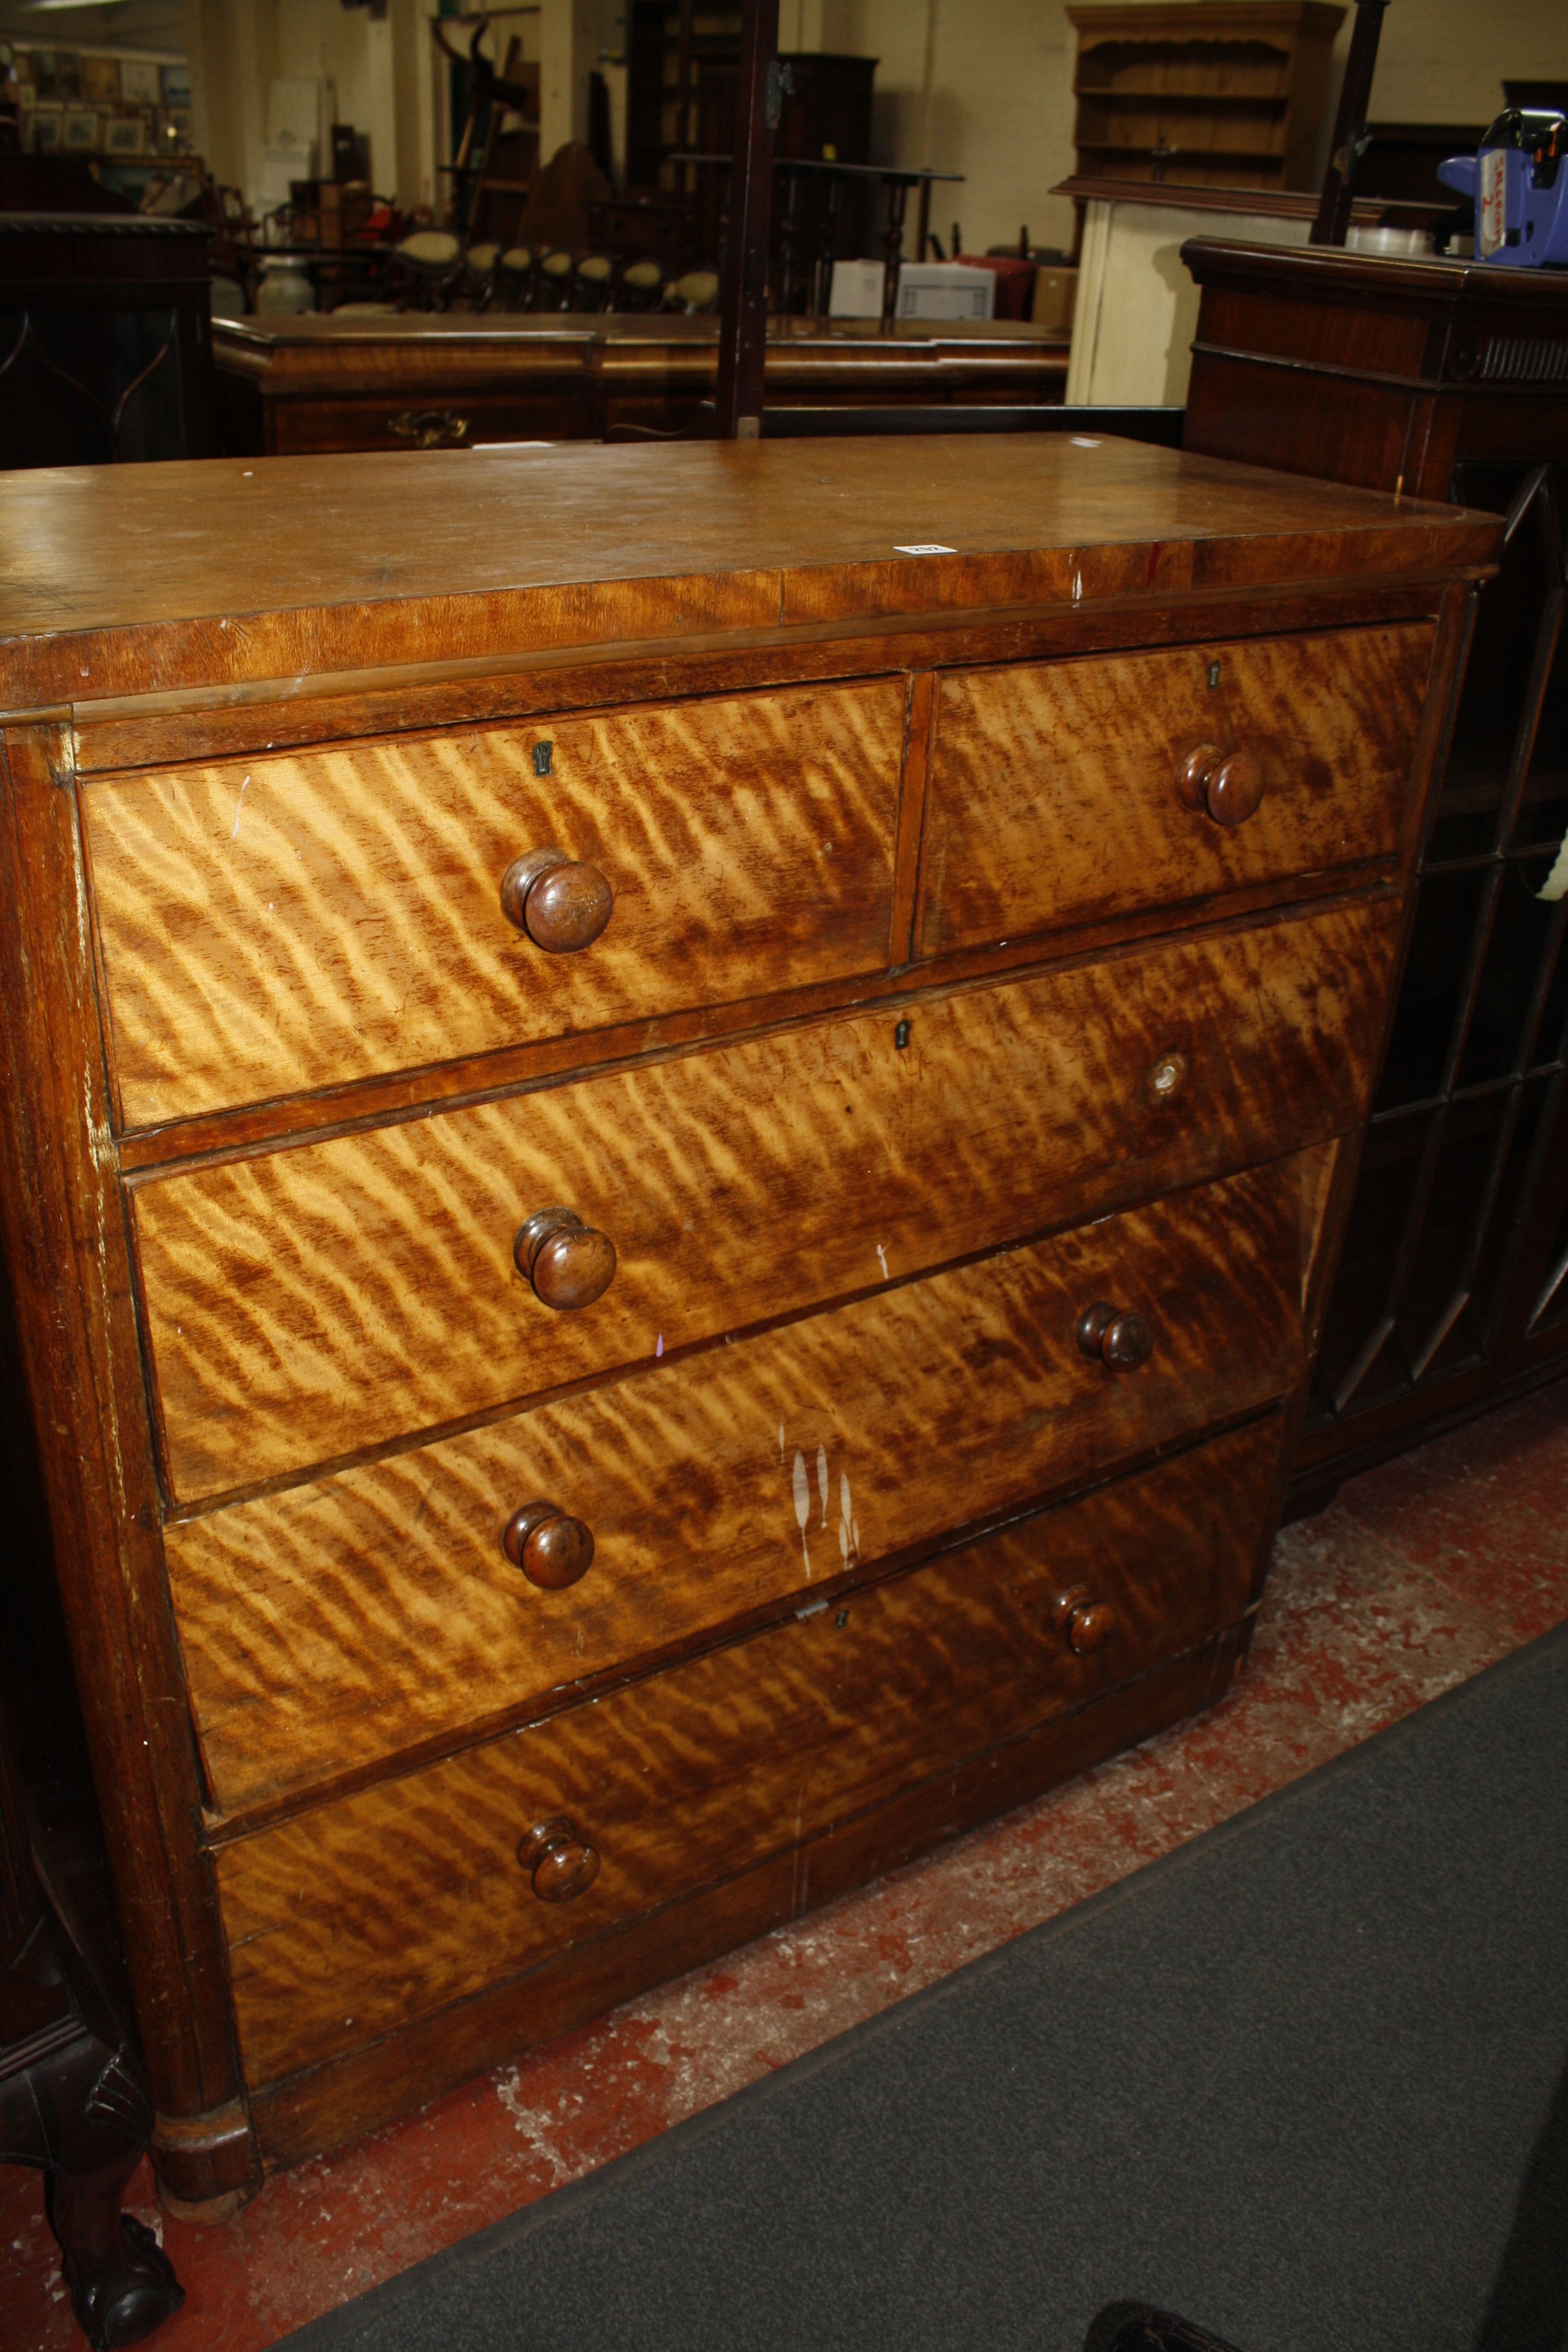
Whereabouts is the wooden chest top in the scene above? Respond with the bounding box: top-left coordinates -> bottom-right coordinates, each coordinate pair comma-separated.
0,435 -> 1495,708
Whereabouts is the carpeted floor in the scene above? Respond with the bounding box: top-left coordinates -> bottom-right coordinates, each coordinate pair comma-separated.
278,1622 -> 1568,2352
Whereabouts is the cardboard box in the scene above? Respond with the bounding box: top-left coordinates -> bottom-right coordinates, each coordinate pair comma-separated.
1031,266 -> 1078,331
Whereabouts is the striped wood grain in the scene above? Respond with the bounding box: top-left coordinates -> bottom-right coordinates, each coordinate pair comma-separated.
84,680 -> 905,1127
216,1417 -> 1279,2087
168,1158 -> 1307,1817
134,900 -> 1392,1502
916,624 -> 1431,956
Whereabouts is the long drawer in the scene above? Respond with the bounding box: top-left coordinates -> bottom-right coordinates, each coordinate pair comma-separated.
135,898 -> 1393,1501
168,1155 -> 1312,1817
83,679 -> 906,1126
915,624 -> 1431,956
215,1417 -> 1278,2088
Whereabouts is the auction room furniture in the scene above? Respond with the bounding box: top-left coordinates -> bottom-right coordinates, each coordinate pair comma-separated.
1058,178 -> 1440,406
0,436 -> 1494,2208
1181,237 -> 1568,1512
211,310 -> 1070,453
1067,1 -> 1343,194
0,213 -> 211,466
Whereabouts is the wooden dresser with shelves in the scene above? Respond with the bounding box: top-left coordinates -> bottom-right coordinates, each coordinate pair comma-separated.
1067,1 -> 1344,194
0,437 -> 1495,2210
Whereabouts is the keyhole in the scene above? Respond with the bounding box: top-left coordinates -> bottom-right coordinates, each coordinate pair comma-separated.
1207,661 -> 1222,690
532,742 -> 554,776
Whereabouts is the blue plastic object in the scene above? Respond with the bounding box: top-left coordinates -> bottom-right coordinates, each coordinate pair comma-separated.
1438,109 -> 1568,266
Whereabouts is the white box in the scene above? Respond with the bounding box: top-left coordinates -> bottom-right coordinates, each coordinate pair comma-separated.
894,263 -> 995,322
828,258 -> 887,318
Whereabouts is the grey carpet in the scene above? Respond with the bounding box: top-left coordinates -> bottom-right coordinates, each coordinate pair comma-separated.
278,1622 -> 1568,2352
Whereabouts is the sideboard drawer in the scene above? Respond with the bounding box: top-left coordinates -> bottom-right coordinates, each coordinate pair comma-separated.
168,1154 -> 1311,1815
85,678 -> 906,1126
135,903 -> 1385,1501
915,624 -> 1432,957
216,1416 -> 1276,2085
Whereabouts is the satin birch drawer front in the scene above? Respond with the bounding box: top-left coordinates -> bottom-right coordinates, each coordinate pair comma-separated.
166,1152 -> 1316,1817
83,679 -> 906,1127
215,1416 -> 1278,2084
134,900 -> 1390,1502
915,624 -> 1432,957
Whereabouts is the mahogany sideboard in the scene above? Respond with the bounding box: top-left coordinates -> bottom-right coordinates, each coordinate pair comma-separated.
210,310 -> 1070,456
0,437 -> 1495,2210
1182,237 -> 1568,1512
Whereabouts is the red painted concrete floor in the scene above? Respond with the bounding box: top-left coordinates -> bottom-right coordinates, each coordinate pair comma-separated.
6,1380 -> 1567,2352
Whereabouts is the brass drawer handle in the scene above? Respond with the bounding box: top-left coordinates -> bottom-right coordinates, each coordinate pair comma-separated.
1176,741 -> 1266,828
514,1206 -> 617,1310
388,407 -> 470,448
517,1816 -> 600,1903
1076,1301 -> 1154,1371
1053,1587 -> 1118,1655
500,846 -> 614,953
502,1500 -> 595,1590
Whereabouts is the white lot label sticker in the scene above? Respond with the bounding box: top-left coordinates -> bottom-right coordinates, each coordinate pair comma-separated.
894,543 -> 956,555
1071,436 -> 1102,447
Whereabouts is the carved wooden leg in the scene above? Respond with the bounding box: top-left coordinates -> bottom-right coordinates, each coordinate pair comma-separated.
48,2155 -> 185,2351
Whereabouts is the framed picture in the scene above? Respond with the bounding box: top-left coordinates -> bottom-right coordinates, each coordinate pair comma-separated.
83,56 -> 120,105
30,51 -> 58,100
30,107 -> 62,151
158,108 -> 193,152
161,62 -> 190,108
54,51 -> 81,100
104,114 -> 147,155
63,108 -> 98,151
119,57 -> 160,105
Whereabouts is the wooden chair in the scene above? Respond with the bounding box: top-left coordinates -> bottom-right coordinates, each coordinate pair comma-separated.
392,227 -> 463,311
494,244 -> 538,309
572,253 -> 616,310
536,248 -> 575,309
662,267 -> 721,315
461,240 -> 501,310
618,257 -> 665,311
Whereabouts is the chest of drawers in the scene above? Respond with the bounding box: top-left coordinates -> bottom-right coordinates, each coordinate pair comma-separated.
0,436 -> 1496,2213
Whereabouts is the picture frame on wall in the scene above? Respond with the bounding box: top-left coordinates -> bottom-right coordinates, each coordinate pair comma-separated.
63,108 -> 99,151
162,63 -> 191,108
83,56 -> 120,105
104,113 -> 148,155
29,51 -> 58,100
119,57 -> 160,105
54,51 -> 82,100
30,107 -> 62,151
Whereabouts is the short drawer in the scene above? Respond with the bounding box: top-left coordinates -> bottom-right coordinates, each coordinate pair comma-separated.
136,898 -> 1391,1501
169,1154 -> 1312,1816
215,1416 -> 1278,2087
915,624 -> 1432,957
84,678 -> 906,1126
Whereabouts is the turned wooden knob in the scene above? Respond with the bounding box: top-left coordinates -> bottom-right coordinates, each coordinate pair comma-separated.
501,1500 -> 595,1590
514,1207 -> 616,1310
1175,742 -> 1266,828
1053,1587 -> 1117,1655
1076,1301 -> 1154,1370
517,1816 -> 600,1903
499,847 -> 613,953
